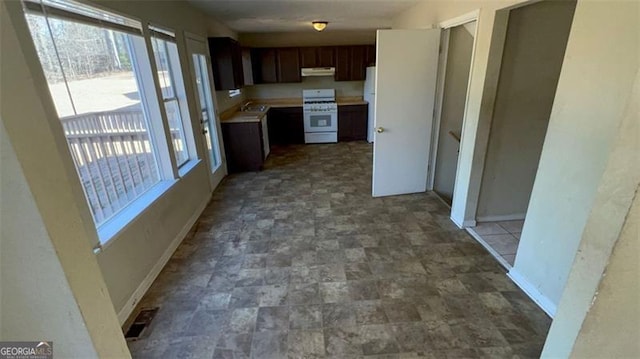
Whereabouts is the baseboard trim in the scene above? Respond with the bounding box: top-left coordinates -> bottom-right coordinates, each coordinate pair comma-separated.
476,213 -> 526,222
116,197 -> 210,325
462,219 -> 477,227
450,215 -> 476,229
507,268 -> 557,318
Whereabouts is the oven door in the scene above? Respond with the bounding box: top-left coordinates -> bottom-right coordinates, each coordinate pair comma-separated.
304,112 -> 338,132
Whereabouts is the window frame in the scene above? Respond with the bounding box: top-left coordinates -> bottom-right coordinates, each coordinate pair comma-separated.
148,27 -> 198,170
21,0 -> 206,247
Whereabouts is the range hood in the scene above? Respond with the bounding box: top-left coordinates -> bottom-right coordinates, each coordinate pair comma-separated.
301,67 -> 335,77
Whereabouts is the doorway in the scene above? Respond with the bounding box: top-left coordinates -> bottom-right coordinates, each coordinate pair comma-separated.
185,34 -> 227,190
430,19 -> 477,206
466,0 -> 577,268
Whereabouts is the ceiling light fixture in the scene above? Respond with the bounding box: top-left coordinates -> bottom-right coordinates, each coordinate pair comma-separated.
312,21 -> 328,32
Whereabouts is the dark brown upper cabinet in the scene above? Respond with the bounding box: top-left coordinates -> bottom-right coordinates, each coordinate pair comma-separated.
300,47 -> 335,68
350,45 -> 366,81
317,47 -> 335,67
252,45 -> 372,83
277,48 -> 301,83
334,46 -> 351,81
252,48 -> 278,84
335,45 -> 369,81
365,44 -> 376,67
299,47 -> 318,68
208,37 -> 244,91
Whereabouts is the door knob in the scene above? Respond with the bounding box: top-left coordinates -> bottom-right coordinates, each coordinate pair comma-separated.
376,127 -> 384,133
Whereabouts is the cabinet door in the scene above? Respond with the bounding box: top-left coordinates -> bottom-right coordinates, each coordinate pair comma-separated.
283,107 -> 304,144
221,122 -> 263,173
299,47 -> 318,68
255,48 -> 278,84
338,108 -> 352,141
232,40 -> 244,88
350,46 -> 366,81
267,107 -> 304,145
317,47 -> 335,67
352,104 -> 369,140
365,44 -> 376,67
338,105 -> 368,141
267,109 -> 284,145
208,37 -> 243,90
277,48 -> 301,83
334,46 -> 351,81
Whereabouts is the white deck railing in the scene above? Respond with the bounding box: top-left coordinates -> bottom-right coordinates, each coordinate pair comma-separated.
60,110 -> 159,225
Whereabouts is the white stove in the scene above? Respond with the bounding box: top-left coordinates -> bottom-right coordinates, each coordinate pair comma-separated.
302,89 -> 338,143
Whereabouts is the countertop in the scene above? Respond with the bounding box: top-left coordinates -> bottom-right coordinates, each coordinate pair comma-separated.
220,96 -> 368,124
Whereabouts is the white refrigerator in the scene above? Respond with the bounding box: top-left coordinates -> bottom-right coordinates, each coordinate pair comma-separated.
364,66 -> 376,143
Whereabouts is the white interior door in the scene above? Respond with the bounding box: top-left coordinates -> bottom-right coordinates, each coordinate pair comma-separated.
185,34 -> 227,189
372,29 -> 441,197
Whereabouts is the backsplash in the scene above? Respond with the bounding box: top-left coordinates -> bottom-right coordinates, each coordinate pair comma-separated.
215,90 -> 246,113
243,76 -> 364,100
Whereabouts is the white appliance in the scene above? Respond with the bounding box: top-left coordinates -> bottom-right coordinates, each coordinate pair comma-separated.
301,67 -> 336,77
302,89 -> 338,143
364,66 -> 376,143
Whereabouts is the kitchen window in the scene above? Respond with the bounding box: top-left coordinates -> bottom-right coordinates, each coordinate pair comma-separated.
21,0 -> 184,241
149,26 -> 196,168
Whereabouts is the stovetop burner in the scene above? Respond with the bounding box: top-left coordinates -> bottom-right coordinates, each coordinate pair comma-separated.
303,100 -> 337,105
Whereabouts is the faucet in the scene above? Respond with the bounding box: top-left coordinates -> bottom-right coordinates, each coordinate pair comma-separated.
241,101 -> 252,111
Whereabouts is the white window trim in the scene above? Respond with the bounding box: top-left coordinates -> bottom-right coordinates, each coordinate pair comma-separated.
229,89 -> 242,97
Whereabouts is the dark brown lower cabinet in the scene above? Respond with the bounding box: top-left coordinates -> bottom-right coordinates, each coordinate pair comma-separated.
338,104 -> 368,141
267,107 -> 304,145
221,122 -> 264,173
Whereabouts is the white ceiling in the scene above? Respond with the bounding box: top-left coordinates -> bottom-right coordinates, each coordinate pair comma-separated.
188,0 -> 421,33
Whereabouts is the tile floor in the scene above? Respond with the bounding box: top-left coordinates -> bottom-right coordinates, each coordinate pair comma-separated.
127,143 -> 550,358
468,221 -> 524,267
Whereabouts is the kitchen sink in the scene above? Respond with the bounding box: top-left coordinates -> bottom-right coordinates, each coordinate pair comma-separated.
241,105 -> 268,112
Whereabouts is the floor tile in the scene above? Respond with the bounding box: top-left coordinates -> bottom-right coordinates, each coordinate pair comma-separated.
289,305 -> 322,329
250,330 -> 287,359
497,220 -> 525,233
319,281 -> 351,303
324,326 -> 363,356
287,329 -> 325,358
322,303 -> 356,328
256,306 -> 289,332
473,223 -> 508,235
348,280 -> 381,300
359,324 -> 400,355
127,143 -> 551,359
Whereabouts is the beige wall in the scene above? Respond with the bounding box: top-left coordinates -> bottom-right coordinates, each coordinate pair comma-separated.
239,30 -> 376,47
541,67 -> 640,358
512,0 -> 639,311
6,0 -> 224,325
244,76 -> 364,100
0,123 -> 103,358
569,189 -> 640,358
394,0 -> 639,318
1,2 -> 130,356
216,90 -> 247,113
476,0 -> 575,220
394,0 -> 527,228
86,0 -> 218,321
